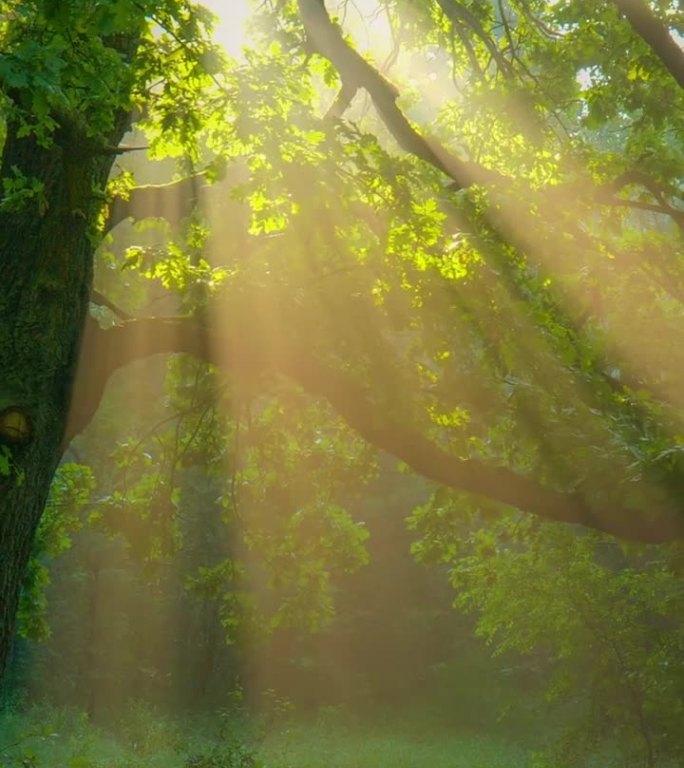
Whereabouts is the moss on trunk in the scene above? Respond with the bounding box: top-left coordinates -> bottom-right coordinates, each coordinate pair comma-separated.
0,119 -> 124,678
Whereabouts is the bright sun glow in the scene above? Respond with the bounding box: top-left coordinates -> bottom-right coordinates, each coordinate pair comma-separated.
201,0 -> 251,56
200,0 -> 393,59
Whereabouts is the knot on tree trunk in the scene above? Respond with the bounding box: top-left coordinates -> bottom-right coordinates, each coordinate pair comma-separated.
0,407 -> 33,445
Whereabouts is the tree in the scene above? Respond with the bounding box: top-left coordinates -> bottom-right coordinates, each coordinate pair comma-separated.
1,0 -> 683,681
0,0 -> 225,678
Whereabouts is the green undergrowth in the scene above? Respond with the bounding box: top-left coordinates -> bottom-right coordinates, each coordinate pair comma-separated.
0,701 -> 527,768
0,700 -> 644,768
0,703 -> 261,768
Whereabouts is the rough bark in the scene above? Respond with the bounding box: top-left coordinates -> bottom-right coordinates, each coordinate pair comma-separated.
0,120 -> 124,679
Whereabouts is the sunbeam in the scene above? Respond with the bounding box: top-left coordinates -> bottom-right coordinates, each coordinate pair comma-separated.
2,2 -> 684,767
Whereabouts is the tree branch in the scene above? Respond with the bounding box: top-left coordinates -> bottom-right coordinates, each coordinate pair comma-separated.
66,312 -> 684,543
90,290 -> 133,320
325,81 -> 358,119
435,0 -> 514,78
104,175 -> 204,233
612,0 -> 684,91
65,2 -> 684,545
65,315 -> 205,444
296,0 -> 505,190
297,0 -> 684,236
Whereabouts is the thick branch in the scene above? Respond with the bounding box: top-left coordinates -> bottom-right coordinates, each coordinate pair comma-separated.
298,0 -> 684,237
325,81 -> 358,119
277,344 -> 684,544
612,0 -> 684,91
68,313 -> 684,543
105,175 -> 204,233
90,290 -> 133,319
65,315 -> 204,443
296,0 -> 504,190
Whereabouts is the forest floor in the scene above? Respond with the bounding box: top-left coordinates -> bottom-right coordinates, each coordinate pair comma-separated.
0,700 -> 649,768
261,720 -> 527,768
0,702 -> 531,768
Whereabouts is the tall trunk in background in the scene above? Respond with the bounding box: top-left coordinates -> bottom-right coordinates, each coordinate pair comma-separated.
0,119 -> 124,678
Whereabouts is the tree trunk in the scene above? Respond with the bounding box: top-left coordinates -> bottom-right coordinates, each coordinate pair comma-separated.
0,120 -> 123,679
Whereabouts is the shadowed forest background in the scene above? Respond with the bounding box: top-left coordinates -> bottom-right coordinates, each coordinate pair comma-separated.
1,1 -> 684,767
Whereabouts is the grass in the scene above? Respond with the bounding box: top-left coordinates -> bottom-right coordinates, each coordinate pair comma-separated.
5,699 -> 667,768
262,720 -> 527,768
0,702 -> 530,768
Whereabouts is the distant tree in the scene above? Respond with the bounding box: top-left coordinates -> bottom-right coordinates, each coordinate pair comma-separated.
1,0 -> 684,680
